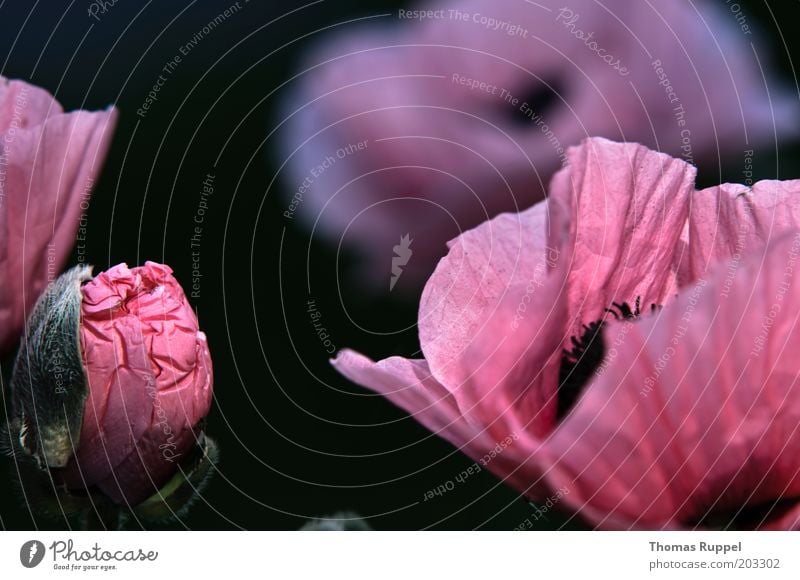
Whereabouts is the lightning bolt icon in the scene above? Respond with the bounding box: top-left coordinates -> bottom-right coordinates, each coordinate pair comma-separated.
390,234 -> 413,291
28,543 -> 38,564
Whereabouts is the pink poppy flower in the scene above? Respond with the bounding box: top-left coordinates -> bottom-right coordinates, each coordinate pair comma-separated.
10,262 -> 214,509
0,76 -> 117,355
333,137 -> 800,529
280,0 -> 796,290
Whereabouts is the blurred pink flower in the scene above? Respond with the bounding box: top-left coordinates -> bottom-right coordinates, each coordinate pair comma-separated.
0,76 -> 117,354
58,262 -> 214,506
334,137 -> 800,529
281,0 -> 796,291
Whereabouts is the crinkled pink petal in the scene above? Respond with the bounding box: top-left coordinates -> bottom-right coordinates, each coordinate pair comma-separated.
0,76 -> 117,354
543,232 -> 800,530
687,180 -> 800,280
550,138 -> 696,338
62,262 -> 213,506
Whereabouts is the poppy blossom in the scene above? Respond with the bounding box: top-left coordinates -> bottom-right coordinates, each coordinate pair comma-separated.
333,137 -> 800,529
0,76 -> 117,354
280,0 -> 796,290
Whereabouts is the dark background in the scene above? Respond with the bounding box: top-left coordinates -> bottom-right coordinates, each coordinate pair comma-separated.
0,0 -> 798,530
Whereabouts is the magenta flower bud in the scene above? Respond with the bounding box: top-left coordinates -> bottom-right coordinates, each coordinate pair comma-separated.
10,262 -> 214,510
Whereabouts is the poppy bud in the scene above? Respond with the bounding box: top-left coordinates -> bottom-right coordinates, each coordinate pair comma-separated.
9,262 -> 215,515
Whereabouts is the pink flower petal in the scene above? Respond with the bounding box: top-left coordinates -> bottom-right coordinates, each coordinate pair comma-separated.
0,78 -> 117,353
332,349 -> 548,498
457,287 -> 567,440
544,231 -> 800,530
418,200 -> 569,433
551,138 -> 696,338
332,350 -> 476,445
334,199 -> 571,496
0,76 -> 62,132
688,180 -> 800,280
419,203 -> 555,385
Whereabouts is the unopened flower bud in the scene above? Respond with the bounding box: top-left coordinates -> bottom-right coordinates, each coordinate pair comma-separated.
9,262 -> 214,510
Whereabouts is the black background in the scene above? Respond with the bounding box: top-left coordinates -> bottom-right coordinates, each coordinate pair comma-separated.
0,0 -> 798,530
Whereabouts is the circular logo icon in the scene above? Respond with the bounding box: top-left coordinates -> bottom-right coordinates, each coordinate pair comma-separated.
19,540 -> 46,568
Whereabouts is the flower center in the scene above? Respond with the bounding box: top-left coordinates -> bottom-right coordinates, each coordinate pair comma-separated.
556,298 -> 656,420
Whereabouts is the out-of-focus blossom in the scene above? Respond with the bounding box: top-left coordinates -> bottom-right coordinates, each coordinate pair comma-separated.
0,76 -> 117,354
280,0 -> 796,290
10,262 -> 214,511
334,137 -> 800,529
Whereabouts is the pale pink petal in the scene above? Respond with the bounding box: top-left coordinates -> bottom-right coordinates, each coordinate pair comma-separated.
456,286 -> 567,440
417,200 -> 570,433
544,232 -> 800,530
551,138 -> 696,338
688,180 -> 800,280
331,350 -> 491,457
0,94 -> 117,353
332,349 -> 548,498
0,76 -> 62,132
334,198 -> 570,495
419,203 -> 555,384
